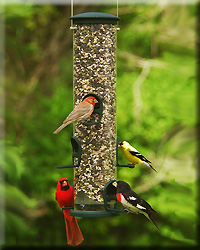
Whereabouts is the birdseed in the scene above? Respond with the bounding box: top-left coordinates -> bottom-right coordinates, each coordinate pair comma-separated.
73,23 -> 117,210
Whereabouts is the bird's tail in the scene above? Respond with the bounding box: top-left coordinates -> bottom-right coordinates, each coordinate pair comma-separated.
144,162 -> 157,172
63,210 -> 84,246
70,216 -> 84,246
63,210 -> 74,245
53,122 -> 69,134
146,213 -> 160,232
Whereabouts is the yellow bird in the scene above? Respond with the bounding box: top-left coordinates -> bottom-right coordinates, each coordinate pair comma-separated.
118,141 -> 157,172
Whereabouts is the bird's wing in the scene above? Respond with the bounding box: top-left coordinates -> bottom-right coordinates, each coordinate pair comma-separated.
123,190 -> 157,216
121,188 -> 159,230
63,101 -> 93,124
123,190 -> 143,207
124,190 -> 151,209
129,151 -> 151,163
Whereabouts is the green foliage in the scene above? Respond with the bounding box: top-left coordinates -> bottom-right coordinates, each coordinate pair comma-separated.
3,3 -> 197,247
1,142 -> 37,245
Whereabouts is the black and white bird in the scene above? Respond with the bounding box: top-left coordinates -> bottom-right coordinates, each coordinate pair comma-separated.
113,180 -> 159,231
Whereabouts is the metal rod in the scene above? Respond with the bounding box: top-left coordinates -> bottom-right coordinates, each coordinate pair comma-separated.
116,0 -> 120,31
71,0 -> 73,28
117,0 -> 118,17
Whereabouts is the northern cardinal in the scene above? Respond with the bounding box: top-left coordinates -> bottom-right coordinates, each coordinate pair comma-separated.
53,96 -> 98,134
55,178 -> 84,246
113,181 -> 159,231
118,141 -> 157,172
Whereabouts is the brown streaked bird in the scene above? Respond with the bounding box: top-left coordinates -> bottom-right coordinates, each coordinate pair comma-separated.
53,96 -> 97,134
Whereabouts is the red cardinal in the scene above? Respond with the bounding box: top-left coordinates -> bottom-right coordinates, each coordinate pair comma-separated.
55,178 -> 84,246
53,96 -> 97,134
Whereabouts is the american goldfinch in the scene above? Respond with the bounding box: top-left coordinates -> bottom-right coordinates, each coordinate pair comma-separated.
118,141 -> 157,172
53,96 -> 98,134
55,178 -> 84,246
113,180 -> 159,231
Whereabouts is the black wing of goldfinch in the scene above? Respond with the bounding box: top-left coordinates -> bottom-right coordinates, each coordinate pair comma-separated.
129,151 -> 151,163
129,151 -> 157,172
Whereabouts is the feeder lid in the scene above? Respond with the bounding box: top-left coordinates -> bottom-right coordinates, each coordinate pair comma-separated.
70,12 -> 120,24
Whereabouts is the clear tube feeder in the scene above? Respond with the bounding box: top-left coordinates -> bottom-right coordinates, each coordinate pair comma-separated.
70,12 -> 120,217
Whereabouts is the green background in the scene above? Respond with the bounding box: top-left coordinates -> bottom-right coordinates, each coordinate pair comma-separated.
2,2 -> 197,247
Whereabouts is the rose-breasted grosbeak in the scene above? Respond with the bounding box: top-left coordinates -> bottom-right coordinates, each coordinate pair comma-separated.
113,180 -> 159,231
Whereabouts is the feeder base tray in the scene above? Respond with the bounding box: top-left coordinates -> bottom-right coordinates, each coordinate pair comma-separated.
70,210 -> 119,218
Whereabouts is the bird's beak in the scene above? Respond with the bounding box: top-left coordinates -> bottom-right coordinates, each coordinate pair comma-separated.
62,181 -> 68,187
112,181 -> 117,188
118,144 -> 121,148
94,99 -> 98,104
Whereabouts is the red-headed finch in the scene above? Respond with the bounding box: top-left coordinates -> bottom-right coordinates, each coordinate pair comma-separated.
53,96 -> 97,134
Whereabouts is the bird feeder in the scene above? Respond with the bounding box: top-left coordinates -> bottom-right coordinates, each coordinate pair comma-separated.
57,12 -> 121,217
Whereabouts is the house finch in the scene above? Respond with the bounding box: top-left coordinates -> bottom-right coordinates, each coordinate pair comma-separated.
53,96 -> 97,134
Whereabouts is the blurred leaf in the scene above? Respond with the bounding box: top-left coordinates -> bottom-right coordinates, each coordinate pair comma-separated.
4,143 -> 25,181
4,184 -> 37,214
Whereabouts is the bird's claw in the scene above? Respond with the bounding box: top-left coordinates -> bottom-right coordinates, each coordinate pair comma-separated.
124,209 -> 129,213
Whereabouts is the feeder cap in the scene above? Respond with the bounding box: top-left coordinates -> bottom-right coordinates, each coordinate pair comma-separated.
70,12 -> 120,25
